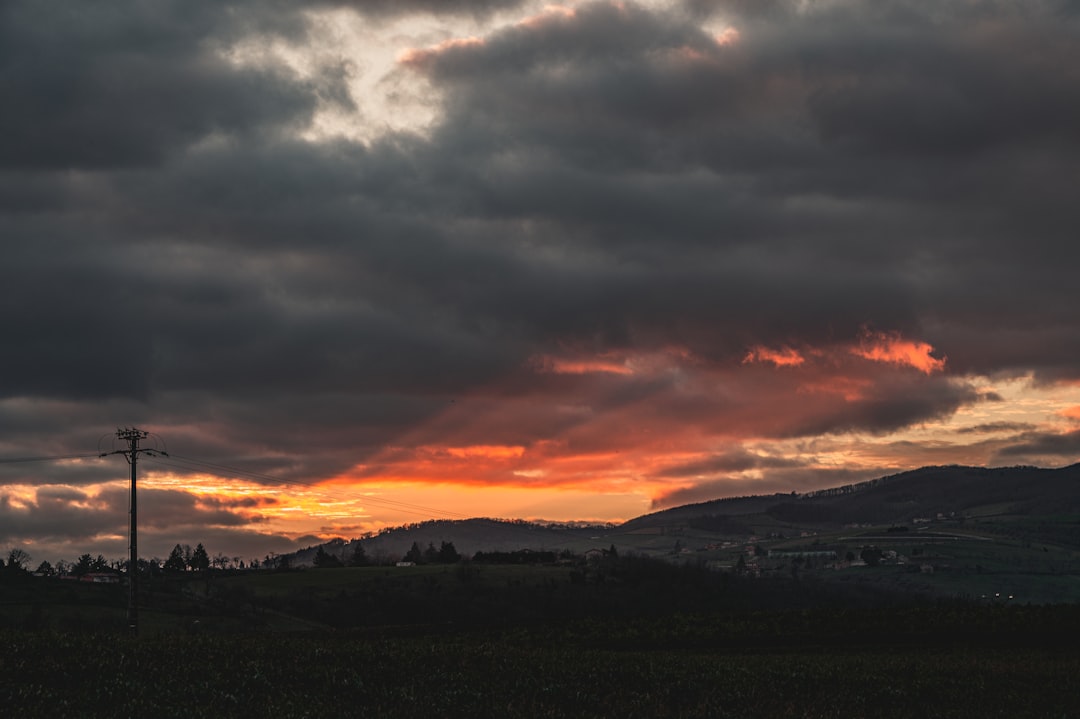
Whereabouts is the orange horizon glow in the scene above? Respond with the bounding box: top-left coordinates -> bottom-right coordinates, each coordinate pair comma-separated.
10,345 -> 1080,559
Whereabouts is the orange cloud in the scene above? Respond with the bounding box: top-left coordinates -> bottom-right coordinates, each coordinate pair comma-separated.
714,27 -> 741,46
515,4 -> 577,30
398,36 -> 485,66
1060,406 -> 1080,421
301,328 -> 973,528
796,376 -> 872,402
851,330 -> 946,374
444,444 -> 526,460
536,355 -> 634,375
531,346 -> 697,377
743,345 -> 806,368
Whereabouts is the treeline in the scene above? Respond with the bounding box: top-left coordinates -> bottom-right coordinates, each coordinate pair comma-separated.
1,542 -> 286,581
472,549 -> 564,564
399,541 -> 460,565
311,542 -> 369,568
1,548 -> 119,579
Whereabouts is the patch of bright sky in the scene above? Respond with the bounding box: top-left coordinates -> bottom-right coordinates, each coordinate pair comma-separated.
144,471 -> 368,519
219,9 -> 435,142
140,471 -> 643,539
787,374 -> 1080,473
344,481 -> 646,530
217,1 -> 726,144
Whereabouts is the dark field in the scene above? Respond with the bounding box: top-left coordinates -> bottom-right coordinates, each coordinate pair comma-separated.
4,561 -> 1080,717
5,618 -> 1080,718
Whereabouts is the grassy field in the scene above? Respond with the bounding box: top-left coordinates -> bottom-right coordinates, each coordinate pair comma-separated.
4,612 -> 1080,718
4,554 -> 1080,717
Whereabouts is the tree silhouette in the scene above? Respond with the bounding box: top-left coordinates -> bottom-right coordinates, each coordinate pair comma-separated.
189,543 -> 210,572
348,543 -> 368,567
6,548 -> 31,573
313,546 -> 343,568
164,544 -> 187,573
860,548 -> 884,567
73,554 -> 93,576
403,541 -> 423,564
438,541 -> 460,564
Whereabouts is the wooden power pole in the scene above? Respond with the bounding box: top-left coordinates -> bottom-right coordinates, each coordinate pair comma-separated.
105,427 -> 166,635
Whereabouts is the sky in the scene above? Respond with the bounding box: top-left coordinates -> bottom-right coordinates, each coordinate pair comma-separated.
3,0 -> 1080,565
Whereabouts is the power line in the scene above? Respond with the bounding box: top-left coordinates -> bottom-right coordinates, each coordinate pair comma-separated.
0,453 -> 103,465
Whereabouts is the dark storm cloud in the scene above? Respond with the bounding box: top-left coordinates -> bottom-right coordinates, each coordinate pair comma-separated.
777,374 -> 981,438
956,422 -> 1038,435
0,1 -> 336,170
651,466 -> 881,509
0,484 -> 267,553
0,486 -> 116,541
322,0 -> 529,17
994,429 -> 1080,463
0,475 -> 303,564
402,0 -> 1080,373
657,450 -> 806,479
2,0 -> 1080,526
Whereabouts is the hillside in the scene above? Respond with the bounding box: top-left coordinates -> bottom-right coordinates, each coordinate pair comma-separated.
625,463 -> 1080,532
283,463 -> 1080,604
293,518 -> 608,567
293,463 -> 1080,567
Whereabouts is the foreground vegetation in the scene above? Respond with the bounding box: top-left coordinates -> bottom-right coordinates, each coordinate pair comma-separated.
4,609 -> 1080,718
4,555 -> 1080,717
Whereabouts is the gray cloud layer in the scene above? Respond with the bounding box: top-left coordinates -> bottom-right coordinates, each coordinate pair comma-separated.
3,0 -> 1080,556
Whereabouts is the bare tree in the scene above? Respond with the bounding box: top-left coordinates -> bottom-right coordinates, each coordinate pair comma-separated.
7,548 -> 31,572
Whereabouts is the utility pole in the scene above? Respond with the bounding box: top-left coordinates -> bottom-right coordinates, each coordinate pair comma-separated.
103,427 -> 166,635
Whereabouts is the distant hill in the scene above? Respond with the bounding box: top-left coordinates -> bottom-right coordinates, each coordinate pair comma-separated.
627,464 -> 1080,531
293,464 -> 1080,565
292,518 -> 607,566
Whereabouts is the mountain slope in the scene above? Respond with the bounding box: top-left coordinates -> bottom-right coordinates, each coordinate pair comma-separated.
294,464 -> 1080,565
625,463 -> 1080,531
